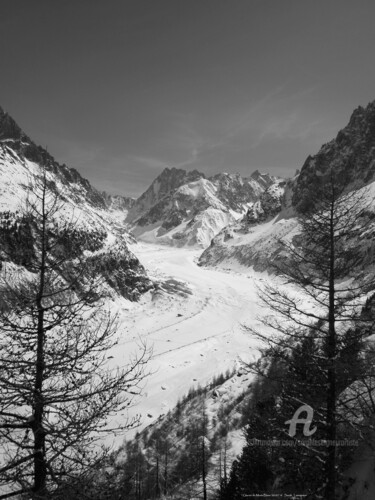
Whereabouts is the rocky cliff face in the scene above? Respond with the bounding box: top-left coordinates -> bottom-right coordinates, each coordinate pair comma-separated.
293,100 -> 375,212
127,167 -> 204,223
0,107 -> 152,301
103,193 -> 136,212
250,169 -> 277,190
126,167 -> 279,247
244,180 -> 285,224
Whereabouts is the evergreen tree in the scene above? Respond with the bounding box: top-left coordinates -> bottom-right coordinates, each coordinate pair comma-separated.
246,171 -> 375,499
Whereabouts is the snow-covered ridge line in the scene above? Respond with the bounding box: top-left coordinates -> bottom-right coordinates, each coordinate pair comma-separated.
126,167 -> 282,248
0,115 -> 152,301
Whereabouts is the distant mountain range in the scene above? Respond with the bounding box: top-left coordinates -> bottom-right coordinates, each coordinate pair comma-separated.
126,167 -> 280,247
3,98 -> 375,291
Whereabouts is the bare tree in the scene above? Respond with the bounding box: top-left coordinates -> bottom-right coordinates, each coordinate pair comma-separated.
0,166 -> 150,499
246,172 -> 375,499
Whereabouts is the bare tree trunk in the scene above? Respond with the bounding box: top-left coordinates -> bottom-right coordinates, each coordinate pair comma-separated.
325,195 -> 337,500
223,430 -> 228,487
163,442 -> 171,497
32,308 -> 47,498
202,436 -> 207,500
155,453 -> 160,498
201,396 -> 208,500
32,178 -> 47,499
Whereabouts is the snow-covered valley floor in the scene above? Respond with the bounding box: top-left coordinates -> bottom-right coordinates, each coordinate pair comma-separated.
109,243 -> 272,443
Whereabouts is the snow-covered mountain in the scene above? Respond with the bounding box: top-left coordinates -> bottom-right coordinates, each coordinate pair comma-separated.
102,193 -> 136,226
0,106 -> 152,300
126,167 -> 279,247
199,99 -> 375,272
103,193 -> 135,213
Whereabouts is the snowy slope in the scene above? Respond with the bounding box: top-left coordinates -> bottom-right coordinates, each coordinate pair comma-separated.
117,364 -> 255,496
103,242 -> 284,444
199,178 -> 375,275
131,206 -> 237,248
0,146 -> 122,235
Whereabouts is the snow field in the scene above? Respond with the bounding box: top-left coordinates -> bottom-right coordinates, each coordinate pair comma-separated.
105,243 -> 272,442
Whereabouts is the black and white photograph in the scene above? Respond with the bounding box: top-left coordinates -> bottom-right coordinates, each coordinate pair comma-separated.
1,1 -> 375,499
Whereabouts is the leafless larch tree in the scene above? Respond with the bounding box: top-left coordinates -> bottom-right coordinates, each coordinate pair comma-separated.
0,167 -> 150,499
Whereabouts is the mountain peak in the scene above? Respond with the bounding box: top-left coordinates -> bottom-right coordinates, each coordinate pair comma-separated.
251,169 -> 269,179
158,166 -> 204,179
0,106 -> 107,209
344,99 -> 375,129
0,107 -> 26,142
127,167 -> 205,222
293,98 -> 375,211
250,170 -> 277,190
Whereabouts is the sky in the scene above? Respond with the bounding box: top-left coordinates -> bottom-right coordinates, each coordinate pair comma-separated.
1,1 -> 375,197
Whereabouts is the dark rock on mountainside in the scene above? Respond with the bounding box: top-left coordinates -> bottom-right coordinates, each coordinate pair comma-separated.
0,108 -> 24,142
250,169 -> 276,190
198,178 -> 286,269
293,100 -> 375,212
126,167 -> 205,223
210,171 -> 274,212
245,181 -> 285,224
102,193 -> 136,211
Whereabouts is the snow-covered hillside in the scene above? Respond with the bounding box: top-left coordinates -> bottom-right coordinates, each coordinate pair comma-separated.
199,178 -> 290,271
117,362 -> 255,497
0,146 -> 121,235
199,179 -> 375,275
0,108 -> 152,301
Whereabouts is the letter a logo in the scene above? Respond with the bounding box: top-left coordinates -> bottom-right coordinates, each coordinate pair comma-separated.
285,404 -> 317,437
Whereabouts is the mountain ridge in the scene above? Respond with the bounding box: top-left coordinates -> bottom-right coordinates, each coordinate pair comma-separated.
126,166 -> 280,247
0,107 -> 152,301
199,99 -> 375,271
293,100 -> 375,212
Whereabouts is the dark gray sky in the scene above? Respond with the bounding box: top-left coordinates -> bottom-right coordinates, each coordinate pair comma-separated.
1,1 -> 375,196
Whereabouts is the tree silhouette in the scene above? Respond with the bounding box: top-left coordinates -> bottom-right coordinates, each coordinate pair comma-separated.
0,166 -> 149,499
246,171 -> 375,499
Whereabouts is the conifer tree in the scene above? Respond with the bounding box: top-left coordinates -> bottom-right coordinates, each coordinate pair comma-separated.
246,171 -> 375,499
